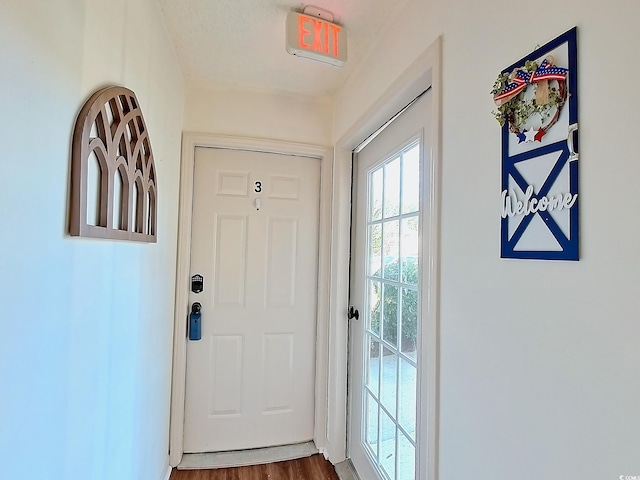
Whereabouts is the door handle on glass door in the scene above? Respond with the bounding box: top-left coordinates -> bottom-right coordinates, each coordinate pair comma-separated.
348,306 -> 360,320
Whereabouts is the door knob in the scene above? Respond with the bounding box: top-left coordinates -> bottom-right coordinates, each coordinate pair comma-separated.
189,302 -> 202,341
347,306 -> 360,320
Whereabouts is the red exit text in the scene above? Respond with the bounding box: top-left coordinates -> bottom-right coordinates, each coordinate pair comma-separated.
298,15 -> 341,58
286,11 -> 347,66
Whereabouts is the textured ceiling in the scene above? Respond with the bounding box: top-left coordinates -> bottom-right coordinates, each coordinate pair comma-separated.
158,0 -> 405,99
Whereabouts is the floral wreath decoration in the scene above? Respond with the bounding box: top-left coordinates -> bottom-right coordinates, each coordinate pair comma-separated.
491,57 -> 568,143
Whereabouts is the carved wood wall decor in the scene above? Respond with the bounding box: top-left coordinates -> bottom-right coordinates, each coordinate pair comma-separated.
70,86 -> 157,242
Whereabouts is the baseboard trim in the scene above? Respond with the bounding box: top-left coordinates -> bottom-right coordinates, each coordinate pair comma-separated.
335,459 -> 360,480
177,441 -> 318,470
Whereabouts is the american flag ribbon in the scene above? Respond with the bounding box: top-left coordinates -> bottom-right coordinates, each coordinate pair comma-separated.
493,69 -> 531,104
529,59 -> 568,82
493,60 -> 568,105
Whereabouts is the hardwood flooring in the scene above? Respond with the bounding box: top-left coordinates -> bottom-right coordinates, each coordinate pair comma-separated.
170,454 -> 340,480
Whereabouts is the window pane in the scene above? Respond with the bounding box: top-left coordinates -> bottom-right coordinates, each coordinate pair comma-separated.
383,157 -> 400,218
380,411 -> 396,480
402,144 -> 420,214
369,280 -> 381,336
367,336 -> 380,398
399,357 -> 417,440
371,167 -> 383,221
382,284 -> 398,347
400,217 -> 418,285
382,221 -> 399,281
380,347 -> 397,418
369,224 -> 382,277
398,430 -> 415,480
365,392 -> 379,459
401,288 -> 418,358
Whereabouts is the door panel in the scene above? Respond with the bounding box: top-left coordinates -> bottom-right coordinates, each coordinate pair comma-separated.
184,147 -> 320,453
349,91 -> 432,480
266,218 -> 298,306
214,215 -> 247,306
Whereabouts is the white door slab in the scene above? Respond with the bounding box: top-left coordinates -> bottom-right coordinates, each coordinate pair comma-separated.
184,147 -> 320,453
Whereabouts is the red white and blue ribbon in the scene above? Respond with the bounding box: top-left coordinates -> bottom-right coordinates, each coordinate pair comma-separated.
493,69 -> 530,104
493,60 -> 568,105
529,59 -> 568,83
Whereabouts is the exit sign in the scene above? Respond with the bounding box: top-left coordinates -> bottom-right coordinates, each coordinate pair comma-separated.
285,11 -> 347,67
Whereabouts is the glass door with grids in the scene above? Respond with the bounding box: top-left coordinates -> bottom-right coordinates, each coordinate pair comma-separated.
349,91 -> 431,480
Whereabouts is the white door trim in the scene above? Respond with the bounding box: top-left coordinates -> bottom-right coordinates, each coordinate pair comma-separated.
336,37 -> 442,479
169,134 -> 334,466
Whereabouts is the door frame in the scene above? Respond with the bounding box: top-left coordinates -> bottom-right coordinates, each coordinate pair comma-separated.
169,134 -> 334,466
337,38 -> 442,479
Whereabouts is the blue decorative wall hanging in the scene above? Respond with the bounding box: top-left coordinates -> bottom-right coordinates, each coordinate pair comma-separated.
492,27 -> 579,260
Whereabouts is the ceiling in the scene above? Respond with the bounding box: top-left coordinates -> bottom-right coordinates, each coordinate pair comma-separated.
158,0 -> 405,99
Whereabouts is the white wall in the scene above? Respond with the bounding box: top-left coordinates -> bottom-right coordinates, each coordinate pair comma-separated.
0,2 -> 184,480
185,86 -> 333,146
336,0 -> 640,479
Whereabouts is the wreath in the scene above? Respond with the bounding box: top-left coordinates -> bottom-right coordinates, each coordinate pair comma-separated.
491,57 -> 568,143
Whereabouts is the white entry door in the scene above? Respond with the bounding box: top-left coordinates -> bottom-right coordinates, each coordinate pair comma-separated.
183,147 -> 320,453
349,91 -> 432,480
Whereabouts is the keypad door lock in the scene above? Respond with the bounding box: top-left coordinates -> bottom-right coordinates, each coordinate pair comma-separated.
191,274 -> 204,294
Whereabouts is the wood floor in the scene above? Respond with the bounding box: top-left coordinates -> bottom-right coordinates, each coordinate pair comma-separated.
170,454 -> 340,480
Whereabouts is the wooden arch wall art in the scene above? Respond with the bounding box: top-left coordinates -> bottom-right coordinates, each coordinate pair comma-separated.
69,86 -> 157,242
